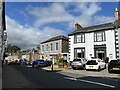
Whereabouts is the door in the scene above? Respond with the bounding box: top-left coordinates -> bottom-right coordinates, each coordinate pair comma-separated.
98,52 -> 104,60
94,45 -> 106,61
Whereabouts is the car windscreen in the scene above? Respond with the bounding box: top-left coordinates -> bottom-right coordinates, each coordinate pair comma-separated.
110,60 -> 120,65
86,60 -> 97,65
73,59 -> 81,61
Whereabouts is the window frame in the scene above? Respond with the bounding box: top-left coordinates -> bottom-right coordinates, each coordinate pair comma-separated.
50,43 -> 53,51
74,48 -> 85,58
56,42 -> 58,51
74,33 -> 85,43
94,31 -> 106,42
46,44 -> 48,52
42,45 -> 44,52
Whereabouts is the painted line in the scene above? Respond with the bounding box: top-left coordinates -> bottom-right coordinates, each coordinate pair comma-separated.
78,79 -> 115,88
26,65 -> 32,67
64,77 -> 77,81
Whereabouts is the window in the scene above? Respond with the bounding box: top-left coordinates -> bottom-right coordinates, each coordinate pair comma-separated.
56,42 -> 58,50
74,48 -> 85,58
50,43 -> 53,51
42,45 -> 44,52
74,34 -> 85,43
46,44 -> 48,51
94,32 -> 106,42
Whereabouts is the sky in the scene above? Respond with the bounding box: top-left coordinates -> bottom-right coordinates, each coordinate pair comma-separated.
5,2 -> 118,50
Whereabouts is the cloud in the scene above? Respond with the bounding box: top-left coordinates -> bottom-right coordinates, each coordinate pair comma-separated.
6,16 -> 65,50
26,3 -> 75,28
6,2 -> 115,50
93,15 -> 114,25
78,3 -> 101,16
26,2 -> 102,29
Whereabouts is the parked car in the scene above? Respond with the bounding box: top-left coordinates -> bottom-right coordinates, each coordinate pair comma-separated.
108,59 -> 120,73
20,60 -> 26,65
32,59 -> 45,68
71,58 -> 88,70
8,60 -> 20,65
45,60 -> 52,66
86,58 -> 106,71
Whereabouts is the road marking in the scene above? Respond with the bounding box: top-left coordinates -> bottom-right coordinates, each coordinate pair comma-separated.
64,77 -> 77,81
78,79 -> 115,88
26,65 -> 32,67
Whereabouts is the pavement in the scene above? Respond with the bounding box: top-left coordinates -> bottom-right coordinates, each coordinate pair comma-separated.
41,65 -> 120,78
41,65 -> 63,71
2,65 -> 38,88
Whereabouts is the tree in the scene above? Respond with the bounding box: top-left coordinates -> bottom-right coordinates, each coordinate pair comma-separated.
6,44 -> 21,54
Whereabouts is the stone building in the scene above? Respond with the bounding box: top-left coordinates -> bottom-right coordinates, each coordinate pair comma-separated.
39,35 -> 69,64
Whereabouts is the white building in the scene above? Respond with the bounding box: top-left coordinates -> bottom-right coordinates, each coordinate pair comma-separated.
68,8 -> 120,61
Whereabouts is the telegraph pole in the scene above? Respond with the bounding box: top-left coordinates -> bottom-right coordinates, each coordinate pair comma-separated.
0,0 -> 6,62
0,0 -> 6,90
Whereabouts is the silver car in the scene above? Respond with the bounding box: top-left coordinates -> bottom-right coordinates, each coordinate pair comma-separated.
71,58 -> 88,70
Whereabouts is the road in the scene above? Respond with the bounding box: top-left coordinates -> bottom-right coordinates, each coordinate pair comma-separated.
2,65 -> 120,89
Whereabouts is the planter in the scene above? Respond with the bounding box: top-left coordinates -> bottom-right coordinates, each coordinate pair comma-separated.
53,64 -> 59,68
64,64 -> 68,68
58,63 -> 63,68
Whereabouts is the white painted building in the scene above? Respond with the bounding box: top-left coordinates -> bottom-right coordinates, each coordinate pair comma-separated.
68,8 -> 120,61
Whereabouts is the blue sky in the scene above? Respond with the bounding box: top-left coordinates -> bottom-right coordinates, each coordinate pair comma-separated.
5,2 -> 118,49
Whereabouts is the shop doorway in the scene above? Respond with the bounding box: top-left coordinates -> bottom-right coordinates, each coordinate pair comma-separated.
74,48 -> 85,58
97,52 -> 105,60
94,45 -> 106,61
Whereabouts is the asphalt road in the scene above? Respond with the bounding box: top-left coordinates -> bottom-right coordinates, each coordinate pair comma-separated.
2,65 -> 120,89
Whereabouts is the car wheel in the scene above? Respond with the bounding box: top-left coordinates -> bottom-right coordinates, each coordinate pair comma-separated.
72,67 -> 76,70
83,65 -> 86,70
98,66 -> 101,72
108,69 -> 112,73
104,65 -> 106,69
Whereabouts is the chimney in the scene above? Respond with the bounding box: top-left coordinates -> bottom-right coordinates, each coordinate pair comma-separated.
115,8 -> 119,21
75,23 -> 82,31
114,7 -> 120,28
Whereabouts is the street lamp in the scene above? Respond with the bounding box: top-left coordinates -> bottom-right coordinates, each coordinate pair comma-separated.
51,57 -> 53,71
2,31 -> 7,61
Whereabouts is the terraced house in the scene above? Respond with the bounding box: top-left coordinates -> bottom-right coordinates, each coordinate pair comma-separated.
68,8 -> 120,61
39,35 -> 69,64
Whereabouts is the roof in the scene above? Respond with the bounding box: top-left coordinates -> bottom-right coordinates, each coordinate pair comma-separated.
41,35 -> 68,44
68,22 -> 115,36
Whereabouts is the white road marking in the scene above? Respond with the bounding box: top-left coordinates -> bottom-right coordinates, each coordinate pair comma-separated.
64,77 -> 77,81
78,79 -> 115,88
26,65 -> 32,67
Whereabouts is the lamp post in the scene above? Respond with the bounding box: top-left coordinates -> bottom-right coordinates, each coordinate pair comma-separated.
2,31 -> 7,62
51,58 -> 53,71
37,44 -> 40,59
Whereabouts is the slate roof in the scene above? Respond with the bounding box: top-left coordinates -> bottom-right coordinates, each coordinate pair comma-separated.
41,35 -> 68,44
68,22 -> 115,36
